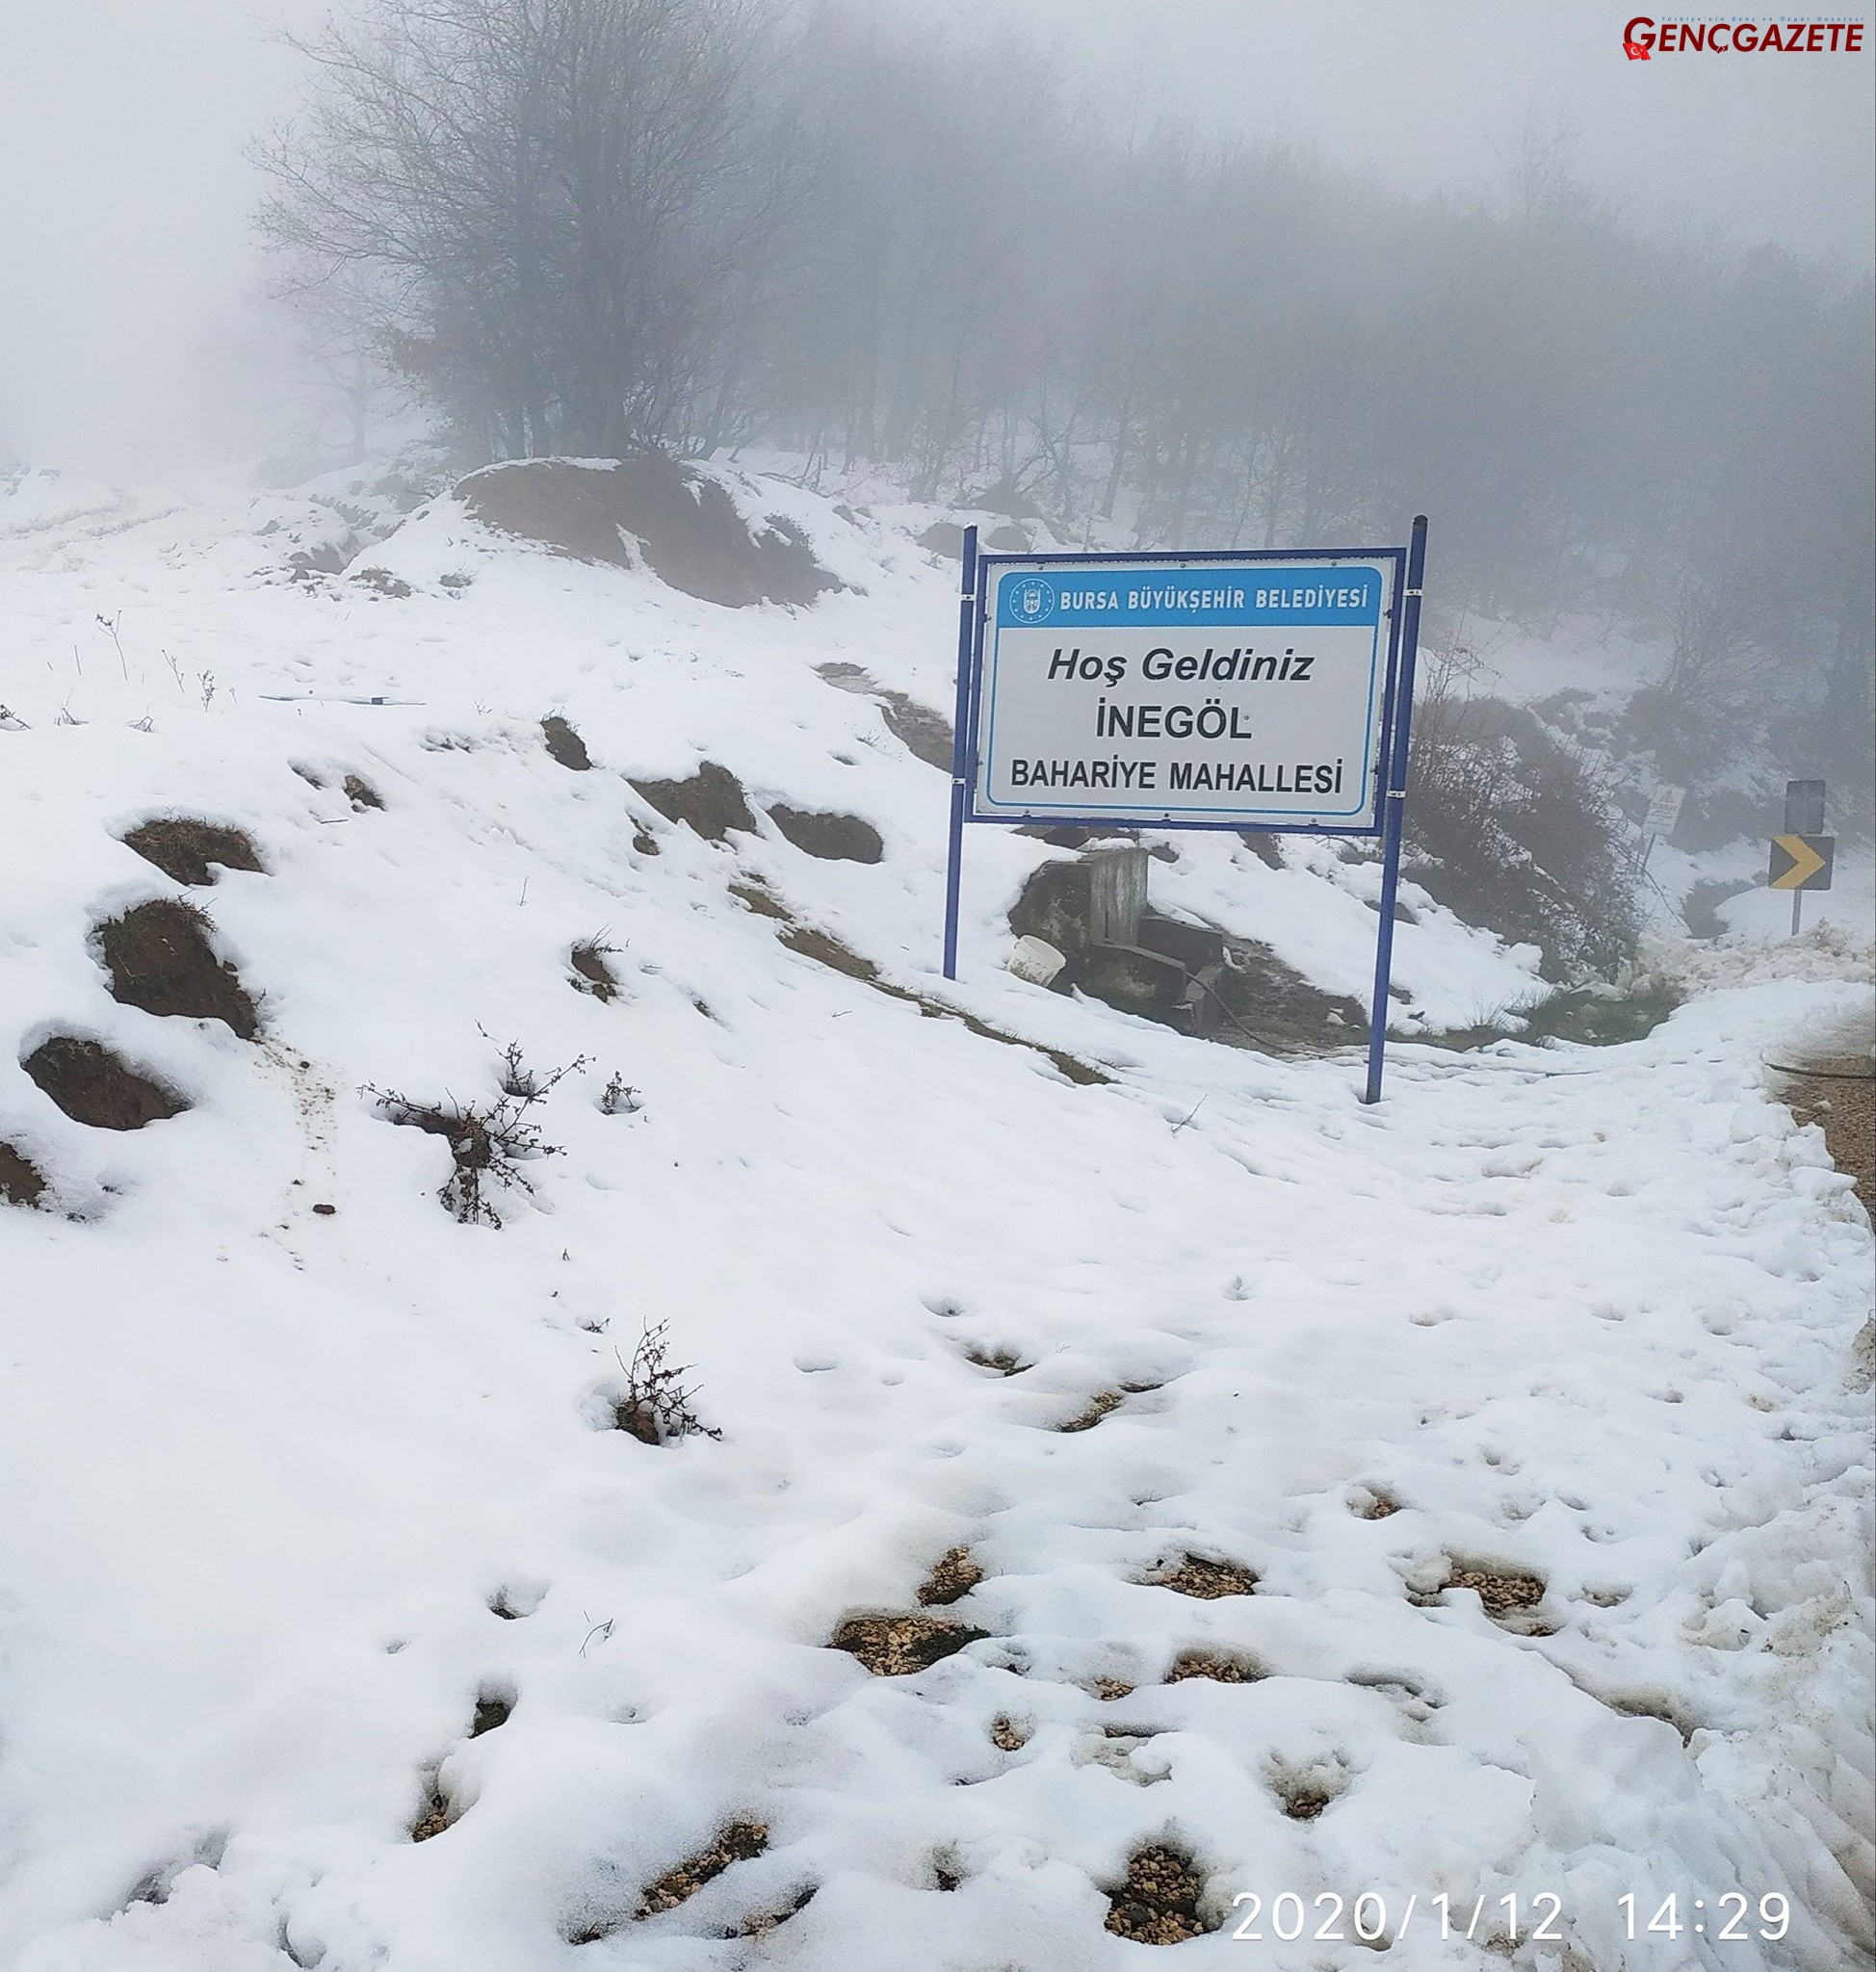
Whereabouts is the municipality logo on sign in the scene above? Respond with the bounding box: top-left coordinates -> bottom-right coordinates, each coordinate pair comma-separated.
1008,576 -> 1055,623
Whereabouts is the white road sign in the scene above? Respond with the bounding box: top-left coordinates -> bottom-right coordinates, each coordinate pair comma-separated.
971,555 -> 1396,829
1643,784 -> 1685,836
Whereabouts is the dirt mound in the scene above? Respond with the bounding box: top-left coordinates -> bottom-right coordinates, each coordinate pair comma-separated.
119,818 -> 264,887
0,1141 -> 48,1207
630,762 -> 754,841
457,456 -> 841,607
22,1037 -> 190,1130
540,715 -> 591,769
96,900 -> 258,1038
769,804 -> 882,863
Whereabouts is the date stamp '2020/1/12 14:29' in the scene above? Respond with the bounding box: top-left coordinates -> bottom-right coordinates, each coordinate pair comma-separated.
1224,1888 -> 1792,1946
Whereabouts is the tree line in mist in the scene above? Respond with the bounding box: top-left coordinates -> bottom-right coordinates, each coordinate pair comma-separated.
258,0 -> 1873,782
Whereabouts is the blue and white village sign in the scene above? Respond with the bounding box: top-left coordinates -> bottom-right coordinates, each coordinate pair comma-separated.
974,557 -> 1394,830
941,526 -> 1430,1102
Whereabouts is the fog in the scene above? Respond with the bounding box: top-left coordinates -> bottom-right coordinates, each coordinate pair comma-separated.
1,1 -> 1869,480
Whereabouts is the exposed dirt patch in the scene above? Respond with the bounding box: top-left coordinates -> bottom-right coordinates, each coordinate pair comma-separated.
569,936 -> 620,1001
916,1547 -> 984,1606
457,456 -> 841,607
410,1784 -> 455,1842
630,762 -> 755,841
731,1884 -> 818,1938
1444,1561 -> 1548,1623
1163,1650 -> 1262,1685
96,899 -> 258,1037
638,1823 -> 769,1916
541,714 -> 591,770
728,877 -> 791,920
780,922 -> 879,980
22,1037 -> 190,1130
1776,1067 -> 1874,1207
1350,1486 -> 1401,1519
1597,1688 -> 1698,1743
961,1342 -> 1028,1375
773,919 -> 1111,1085
488,1581 -> 546,1620
768,804 -> 883,863
990,1715 -> 1029,1751
1238,832 -> 1286,869
1057,1389 -> 1125,1433
815,662 -> 954,769
877,692 -> 954,769
1104,1845 -> 1214,1945
830,1614 -> 988,1675
344,773 -> 384,811
471,1689 -> 513,1737
1204,936 -> 1366,1050
352,566 -> 412,598
1268,1759 -> 1345,1821
1145,1554 -> 1259,1599
1090,1677 -> 1135,1701
0,1141 -> 48,1207
119,818 -> 263,886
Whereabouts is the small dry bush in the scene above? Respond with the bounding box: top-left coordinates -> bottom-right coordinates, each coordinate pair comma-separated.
1405,646 -> 1641,979
612,1320 -> 721,1443
368,1042 -> 584,1226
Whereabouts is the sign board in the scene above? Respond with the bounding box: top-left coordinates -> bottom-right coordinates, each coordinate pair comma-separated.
1769,834 -> 1834,892
1784,778 -> 1827,837
1643,784 -> 1685,836
968,554 -> 1398,832
942,524 -> 1427,1105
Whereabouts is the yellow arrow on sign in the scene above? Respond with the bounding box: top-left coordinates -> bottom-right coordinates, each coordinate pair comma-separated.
1769,834 -> 1828,890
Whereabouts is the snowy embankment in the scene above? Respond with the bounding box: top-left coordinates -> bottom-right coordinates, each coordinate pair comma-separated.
0,466 -> 1870,1972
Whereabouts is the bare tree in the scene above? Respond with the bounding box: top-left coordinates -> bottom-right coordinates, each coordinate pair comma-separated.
256,0 -> 786,457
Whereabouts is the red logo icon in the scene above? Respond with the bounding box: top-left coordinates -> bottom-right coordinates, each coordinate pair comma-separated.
1624,38 -> 1651,58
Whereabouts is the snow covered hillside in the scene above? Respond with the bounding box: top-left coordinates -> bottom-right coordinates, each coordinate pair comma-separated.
0,463 -> 1870,1972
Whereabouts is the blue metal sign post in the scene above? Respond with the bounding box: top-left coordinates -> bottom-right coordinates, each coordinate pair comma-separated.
942,520 -> 1426,1101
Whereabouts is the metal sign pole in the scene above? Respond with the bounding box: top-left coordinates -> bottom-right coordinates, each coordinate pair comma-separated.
1361,515 -> 1429,1105
941,525 -> 979,979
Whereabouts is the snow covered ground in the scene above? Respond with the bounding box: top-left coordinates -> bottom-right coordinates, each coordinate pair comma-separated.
0,465 -> 1870,1972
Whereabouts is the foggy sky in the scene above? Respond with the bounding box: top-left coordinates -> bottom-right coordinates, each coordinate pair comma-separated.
2,0 -> 1869,480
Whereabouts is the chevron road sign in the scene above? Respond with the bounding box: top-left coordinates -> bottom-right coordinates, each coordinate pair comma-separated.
1768,833 -> 1833,892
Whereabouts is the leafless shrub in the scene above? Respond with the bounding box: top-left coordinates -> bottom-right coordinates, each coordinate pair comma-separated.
598,1071 -> 639,1114
613,1320 -> 721,1443
1405,636 -> 1641,980
368,1042 -> 582,1225
494,1036 -> 586,1100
